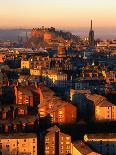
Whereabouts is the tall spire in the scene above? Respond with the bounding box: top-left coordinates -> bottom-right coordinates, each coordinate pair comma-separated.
89,20 -> 94,47
91,20 -> 93,30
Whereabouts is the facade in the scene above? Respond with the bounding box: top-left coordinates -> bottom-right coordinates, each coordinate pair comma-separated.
47,102 -> 77,124
84,133 -> 116,155
75,77 -> 106,95
45,126 -> 71,155
38,96 -> 61,118
58,44 -> 66,57
44,32 -> 52,42
86,94 -> 116,121
0,71 -> 8,90
37,86 -> 77,125
0,104 -> 28,120
42,69 -> 68,88
30,69 -> 41,76
0,133 -> 37,155
0,53 -> 6,63
38,86 -> 77,124
14,85 -> 40,107
21,60 -> 30,69
70,89 -> 91,118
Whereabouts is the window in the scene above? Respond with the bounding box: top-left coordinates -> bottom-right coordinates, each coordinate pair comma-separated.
46,138 -> 49,142
33,139 -> 35,143
0,145 -> 2,149
66,150 -> 70,153
66,137 -> 70,140
66,145 -> 70,149
46,146 -> 49,150
66,142 -> 70,145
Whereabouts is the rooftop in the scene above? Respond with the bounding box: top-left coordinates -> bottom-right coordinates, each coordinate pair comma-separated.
86,94 -> 106,106
73,140 -> 98,154
84,133 -> 116,140
47,101 -> 72,113
0,133 -> 37,139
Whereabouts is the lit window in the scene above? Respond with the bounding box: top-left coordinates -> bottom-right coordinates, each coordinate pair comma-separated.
66,137 -> 70,140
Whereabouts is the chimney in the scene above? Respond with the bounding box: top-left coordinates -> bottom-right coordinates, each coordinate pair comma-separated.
26,80 -> 29,86
35,82 -> 38,89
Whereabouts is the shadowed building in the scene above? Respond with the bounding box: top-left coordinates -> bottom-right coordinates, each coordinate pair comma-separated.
84,133 -> 116,155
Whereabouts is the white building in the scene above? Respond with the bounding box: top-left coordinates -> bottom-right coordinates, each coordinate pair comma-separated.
42,69 -> 68,88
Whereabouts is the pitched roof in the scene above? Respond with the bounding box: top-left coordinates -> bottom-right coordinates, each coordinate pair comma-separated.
85,133 -> 116,140
47,125 -> 60,133
73,141 -> 98,154
47,101 -> 72,113
0,133 -> 37,139
86,94 -> 106,106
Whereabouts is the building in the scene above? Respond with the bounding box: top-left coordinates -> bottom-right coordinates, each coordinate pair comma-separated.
57,44 -> 67,57
71,140 -> 100,155
38,96 -> 61,118
0,104 -> 28,120
70,89 -> 91,118
30,69 -> 41,76
21,60 -> 30,69
0,70 -> 8,90
75,77 -> 106,95
0,53 -> 6,63
29,55 -> 50,70
44,32 -> 52,42
0,115 -> 38,133
86,94 -> 116,121
42,69 -> 68,88
14,85 -> 40,107
84,133 -> 116,155
0,133 -> 37,155
45,125 -> 71,155
37,86 -> 77,124
47,101 -> 77,124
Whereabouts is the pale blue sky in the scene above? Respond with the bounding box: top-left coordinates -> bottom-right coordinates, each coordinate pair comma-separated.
0,0 -> 116,29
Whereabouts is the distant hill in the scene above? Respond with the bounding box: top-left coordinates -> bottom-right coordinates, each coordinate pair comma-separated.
0,29 -> 31,41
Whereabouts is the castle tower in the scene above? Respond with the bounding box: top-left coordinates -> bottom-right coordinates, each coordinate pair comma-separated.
58,44 -> 66,56
89,20 -> 94,47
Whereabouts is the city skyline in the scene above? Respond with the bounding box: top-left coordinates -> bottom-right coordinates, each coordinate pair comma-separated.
0,0 -> 116,30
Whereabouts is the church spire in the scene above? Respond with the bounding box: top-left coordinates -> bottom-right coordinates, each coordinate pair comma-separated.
91,20 -> 93,30
89,20 -> 94,47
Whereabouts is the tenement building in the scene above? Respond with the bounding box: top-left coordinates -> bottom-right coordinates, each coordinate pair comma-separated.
45,125 -> 71,155
86,94 -> 116,121
0,133 -> 37,155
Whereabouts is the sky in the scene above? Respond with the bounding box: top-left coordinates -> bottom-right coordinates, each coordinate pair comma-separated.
0,0 -> 116,35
